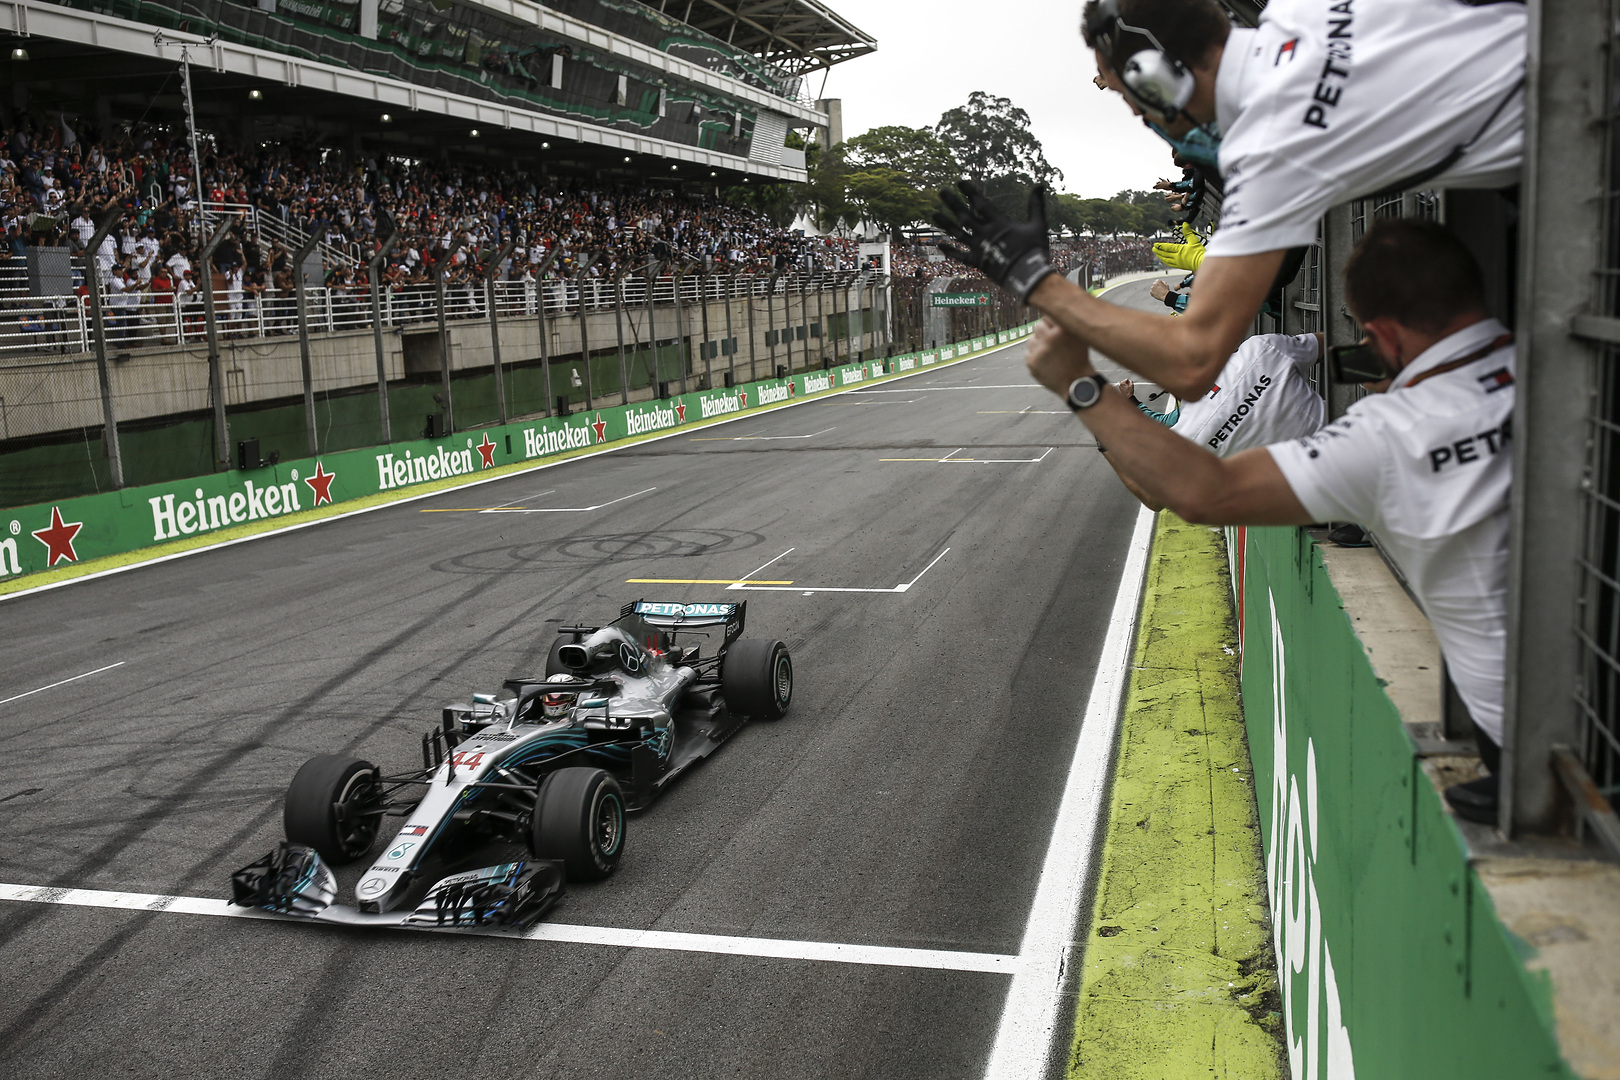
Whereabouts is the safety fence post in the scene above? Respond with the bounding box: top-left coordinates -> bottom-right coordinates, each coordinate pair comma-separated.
368,232 -> 400,441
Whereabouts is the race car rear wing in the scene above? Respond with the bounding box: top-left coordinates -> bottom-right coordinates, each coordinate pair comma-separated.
625,599 -> 746,641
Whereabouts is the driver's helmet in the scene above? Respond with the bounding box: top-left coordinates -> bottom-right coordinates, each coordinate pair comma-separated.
540,674 -> 584,720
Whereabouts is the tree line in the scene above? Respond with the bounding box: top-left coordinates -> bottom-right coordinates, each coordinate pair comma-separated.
726,91 -> 1176,240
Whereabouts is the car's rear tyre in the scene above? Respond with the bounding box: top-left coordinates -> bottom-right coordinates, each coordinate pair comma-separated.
529,767 -> 625,881
284,754 -> 380,864
721,639 -> 792,720
545,635 -> 572,677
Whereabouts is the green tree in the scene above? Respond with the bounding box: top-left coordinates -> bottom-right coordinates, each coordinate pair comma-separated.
935,92 -> 1061,218
841,125 -> 960,191
844,167 -> 940,238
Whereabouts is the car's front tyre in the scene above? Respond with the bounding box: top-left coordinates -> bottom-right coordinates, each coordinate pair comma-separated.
283,754 -> 380,864
529,767 -> 625,881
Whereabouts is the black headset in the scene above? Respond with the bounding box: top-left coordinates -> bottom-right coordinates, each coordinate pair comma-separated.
1083,0 -> 1197,123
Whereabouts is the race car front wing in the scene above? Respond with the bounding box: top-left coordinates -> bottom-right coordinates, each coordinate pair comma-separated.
230,844 -> 565,930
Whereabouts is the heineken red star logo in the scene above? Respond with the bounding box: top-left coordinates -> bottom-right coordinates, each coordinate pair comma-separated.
303,461 -> 336,506
32,506 -> 82,566
591,413 -> 607,442
675,401 -> 687,423
475,434 -> 497,468
788,380 -> 796,397
738,388 -> 748,407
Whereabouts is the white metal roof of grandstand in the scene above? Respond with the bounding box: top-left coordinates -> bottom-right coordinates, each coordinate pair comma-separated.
658,0 -> 877,75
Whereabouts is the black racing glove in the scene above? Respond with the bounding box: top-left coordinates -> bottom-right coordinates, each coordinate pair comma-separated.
934,181 -> 1056,303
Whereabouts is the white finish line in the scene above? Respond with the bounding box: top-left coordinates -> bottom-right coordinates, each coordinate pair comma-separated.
982,504 -> 1155,1079
476,486 -> 657,514
730,547 -> 950,595
0,661 -> 126,706
0,883 -> 1019,974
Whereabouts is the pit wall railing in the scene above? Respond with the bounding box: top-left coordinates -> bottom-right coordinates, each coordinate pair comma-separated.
0,324 -> 1033,584
1229,522 -> 1584,1079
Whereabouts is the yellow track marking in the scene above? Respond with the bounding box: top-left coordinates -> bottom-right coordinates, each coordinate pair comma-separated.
625,578 -> 793,585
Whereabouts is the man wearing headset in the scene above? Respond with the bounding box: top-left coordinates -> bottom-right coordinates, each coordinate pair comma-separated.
937,0 -> 1525,401
1029,219 -> 1515,825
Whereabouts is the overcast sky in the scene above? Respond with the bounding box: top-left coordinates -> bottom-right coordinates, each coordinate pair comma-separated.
815,0 -> 1172,198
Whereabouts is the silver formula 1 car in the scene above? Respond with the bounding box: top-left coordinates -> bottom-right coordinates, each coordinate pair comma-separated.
230,600 -> 792,929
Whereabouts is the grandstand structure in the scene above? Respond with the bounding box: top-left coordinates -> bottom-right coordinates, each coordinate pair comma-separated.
0,0 -> 871,183
0,0 -> 892,500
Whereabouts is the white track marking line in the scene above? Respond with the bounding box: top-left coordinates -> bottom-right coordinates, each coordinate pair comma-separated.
723,548 -> 796,590
0,662 -> 126,707
896,547 -> 952,592
475,487 -> 657,514
0,883 -> 1019,973
732,547 -> 950,595
691,427 -> 837,442
851,384 -> 1036,393
880,448 -> 1052,464
0,337 -> 1018,606
982,504 -> 1155,1080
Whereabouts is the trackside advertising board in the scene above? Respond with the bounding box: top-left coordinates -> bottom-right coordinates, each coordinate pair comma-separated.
0,325 -> 1035,583
1240,525 -> 1574,1079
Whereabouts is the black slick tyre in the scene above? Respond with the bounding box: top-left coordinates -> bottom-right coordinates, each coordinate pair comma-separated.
721,639 -> 792,720
529,767 -> 625,881
545,635 -> 573,677
283,754 -> 380,864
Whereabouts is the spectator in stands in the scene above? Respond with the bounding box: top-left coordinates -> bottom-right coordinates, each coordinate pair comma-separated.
939,0 -> 1524,401
1026,219 -> 1514,825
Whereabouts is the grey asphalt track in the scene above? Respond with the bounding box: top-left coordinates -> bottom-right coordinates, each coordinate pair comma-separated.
0,281 -> 1167,1080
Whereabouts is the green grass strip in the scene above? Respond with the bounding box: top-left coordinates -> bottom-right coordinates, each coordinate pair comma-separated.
1066,514 -> 1285,1078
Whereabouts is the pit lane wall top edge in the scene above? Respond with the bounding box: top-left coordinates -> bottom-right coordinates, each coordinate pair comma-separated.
0,326 -> 1033,583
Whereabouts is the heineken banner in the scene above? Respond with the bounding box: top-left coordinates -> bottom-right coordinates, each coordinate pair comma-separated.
0,325 -> 1035,584
929,293 -> 991,308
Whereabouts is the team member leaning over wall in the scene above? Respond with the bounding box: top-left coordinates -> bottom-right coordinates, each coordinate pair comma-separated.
1103,330 -> 1326,510
1026,219 -> 1513,824
936,0 -> 1525,401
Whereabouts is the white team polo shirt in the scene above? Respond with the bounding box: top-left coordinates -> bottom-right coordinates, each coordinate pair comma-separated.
1174,333 -> 1324,456
1207,0 -> 1526,258
1268,318 -> 1514,744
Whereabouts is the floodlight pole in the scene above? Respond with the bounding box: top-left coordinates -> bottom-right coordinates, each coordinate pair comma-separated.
291,231 -> 323,454
197,213 -> 237,470
816,272 -> 828,367
430,237 -> 465,434
613,272 -> 630,405
367,232 -> 400,442
852,272 -> 863,363
672,267 -> 689,395
644,260 -> 662,393
481,238 -> 517,424
83,205 -> 124,488
531,245 -> 564,417
745,273 -> 758,383
722,273 -> 736,388
155,33 -> 211,243
575,252 -> 602,409
766,272 -> 778,375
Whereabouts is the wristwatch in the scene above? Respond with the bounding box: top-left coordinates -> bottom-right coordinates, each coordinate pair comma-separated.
1065,374 -> 1109,411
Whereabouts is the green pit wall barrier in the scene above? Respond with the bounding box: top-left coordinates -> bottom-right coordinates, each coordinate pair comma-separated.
0,326 -> 1031,583
1238,524 -> 1573,1079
